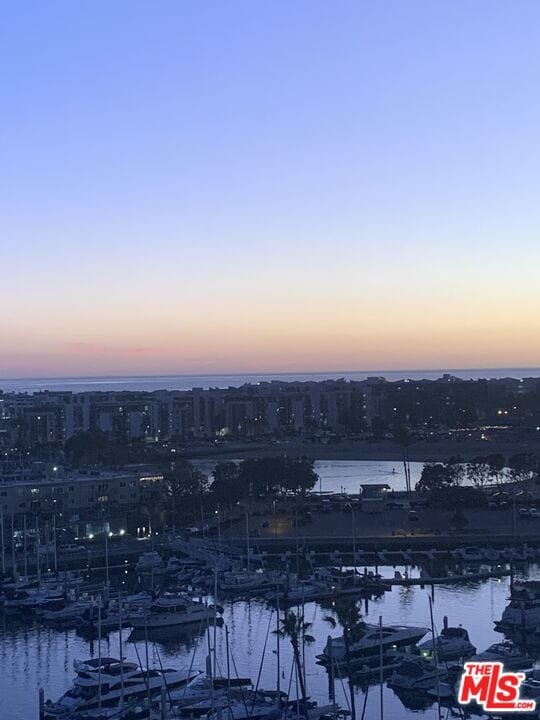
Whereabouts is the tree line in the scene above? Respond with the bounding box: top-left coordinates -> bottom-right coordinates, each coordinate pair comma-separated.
156,456 -> 318,527
416,453 -> 539,493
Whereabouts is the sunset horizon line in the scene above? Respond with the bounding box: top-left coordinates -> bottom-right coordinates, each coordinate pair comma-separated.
2,364 -> 540,384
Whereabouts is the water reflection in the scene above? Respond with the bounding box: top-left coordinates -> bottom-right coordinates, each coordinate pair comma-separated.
0,566 -> 536,720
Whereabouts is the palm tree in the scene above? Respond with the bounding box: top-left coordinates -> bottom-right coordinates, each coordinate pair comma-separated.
274,610 -> 315,709
324,599 -> 364,720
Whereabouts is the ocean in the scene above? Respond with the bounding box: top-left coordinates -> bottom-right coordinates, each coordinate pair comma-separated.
1,368 -> 540,394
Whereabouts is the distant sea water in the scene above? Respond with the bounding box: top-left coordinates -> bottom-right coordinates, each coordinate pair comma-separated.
1,368 -> 540,393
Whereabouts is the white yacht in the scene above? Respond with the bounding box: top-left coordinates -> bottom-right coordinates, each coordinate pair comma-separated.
418,619 -> 476,661
130,592 -> 220,629
219,569 -> 284,595
3,586 -> 66,613
387,656 -> 448,692
134,551 -> 165,575
108,591 -> 154,614
169,673 -> 253,709
319,623 -> 428,663
470,640 -> 533,670
204,690 -> 286,720
178,688 -> 285,719
45,657 -> 196,717
39,599 -> 96,624
165,557 -> 204,577
496,581 -> 540,631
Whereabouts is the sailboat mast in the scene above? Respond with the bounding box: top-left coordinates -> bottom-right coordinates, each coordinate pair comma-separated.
105,529 -> 109,593
379,615 -> 384,720
213,567 -> 218,678
428,596 -> 441,719
226,624 -> 231,700
144,612 -> 152,711
10,513 -> 17,579
53,514 -> 57,573
98,599 -> 102,710
276,592 -> 281,700
0,512 -> 5,576
246,511 -> 250,571
35,515 -> 41,584
119,592 -> 124,709
23,514 -> 28,580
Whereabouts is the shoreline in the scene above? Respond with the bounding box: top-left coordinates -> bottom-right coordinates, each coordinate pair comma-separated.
184,437 -> 540,464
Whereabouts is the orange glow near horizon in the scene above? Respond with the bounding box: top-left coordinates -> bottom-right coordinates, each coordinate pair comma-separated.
3,293 -> 540,377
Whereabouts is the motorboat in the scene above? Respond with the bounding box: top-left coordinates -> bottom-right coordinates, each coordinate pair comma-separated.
319,623 -> 429,663
130,592 -> 220,629
219,569 -> 284,595
165,557 -> 205,577
3,586 -> 66,613
418,618 -> 476,660
470,640 -> 533,670
45,657 -> 197,717
496,581 -> 540,631
387,656 -> 448,692
64,697 -> 151,719
169,673 -> 253,709
134,551 -> 165,575
319,648 -> 408,680
78,608 -> 132,633
180,688 -> 285,719
204,689 -> 286,720
453,547 -> 486,563
39,599 -> 96,624
108,591 -> 154,614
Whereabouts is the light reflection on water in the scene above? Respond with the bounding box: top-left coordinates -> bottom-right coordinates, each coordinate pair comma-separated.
2,567 -> 538,720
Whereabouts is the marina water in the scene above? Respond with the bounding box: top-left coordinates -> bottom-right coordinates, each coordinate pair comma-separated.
1,565 -> 535,719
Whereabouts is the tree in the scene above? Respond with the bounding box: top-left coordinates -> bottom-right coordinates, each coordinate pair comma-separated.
508,453 -> 537,484
466,458 -> 490,488
485,454 -> 505,484
162,460 -> 208,524
324,599 -> 364,719
210,462 -> 244,505
236,456 -> 318,499
64,430 -> 146,468
238,457 -> 280,497
64,431 -> 110,467
445,456 -> 465,486
283,457 -> 318,496
274,611 -> 315,708
416,463 -> 453,493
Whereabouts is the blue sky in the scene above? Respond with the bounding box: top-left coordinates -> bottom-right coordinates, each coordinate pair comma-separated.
1,1 -> 540,376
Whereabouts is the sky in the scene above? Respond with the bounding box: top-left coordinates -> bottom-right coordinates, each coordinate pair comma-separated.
2,1 -> 540,378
